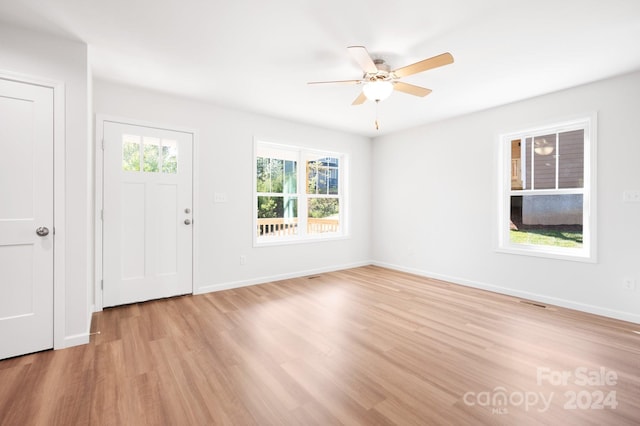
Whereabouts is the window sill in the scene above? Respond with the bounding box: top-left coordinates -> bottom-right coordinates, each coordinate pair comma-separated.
496,244 -> 596,263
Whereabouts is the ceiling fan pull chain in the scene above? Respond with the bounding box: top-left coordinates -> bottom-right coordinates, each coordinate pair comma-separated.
375,99 -> 380,130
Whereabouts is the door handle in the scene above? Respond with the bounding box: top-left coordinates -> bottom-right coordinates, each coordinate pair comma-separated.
184,219 -> 191,225
36,226 -> 50,236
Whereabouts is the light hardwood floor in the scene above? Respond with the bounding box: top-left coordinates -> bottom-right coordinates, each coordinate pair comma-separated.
1,266 -> 639,425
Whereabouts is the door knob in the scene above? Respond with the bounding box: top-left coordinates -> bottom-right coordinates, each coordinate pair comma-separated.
184,219 -> 191,225
36,226 -> 50,236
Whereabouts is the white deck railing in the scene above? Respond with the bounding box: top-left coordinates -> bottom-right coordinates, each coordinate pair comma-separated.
257,217 -> 339,236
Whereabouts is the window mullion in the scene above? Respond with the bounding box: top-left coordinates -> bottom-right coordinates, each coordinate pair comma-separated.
530,137 -> 535,190
555,132 -> 560,190
521,139 -> 526,190
299,152 -> 308,236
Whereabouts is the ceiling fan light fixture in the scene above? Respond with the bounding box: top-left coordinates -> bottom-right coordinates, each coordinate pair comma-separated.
363,80 -> 393,102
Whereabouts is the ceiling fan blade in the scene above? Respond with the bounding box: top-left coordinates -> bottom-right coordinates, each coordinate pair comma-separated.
393,81 -> 433,97
307,79 -> 362,85
392,52 -> 454,78
347,46 -> 378,74
351,91 -> 367,105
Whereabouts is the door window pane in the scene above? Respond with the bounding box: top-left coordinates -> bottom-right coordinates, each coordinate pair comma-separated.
122,134 -> 141,171
143,137 -> 160,172
162,139 -> 178,174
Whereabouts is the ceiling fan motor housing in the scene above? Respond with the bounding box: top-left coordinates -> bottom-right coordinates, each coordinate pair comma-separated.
366,59 -> 391,81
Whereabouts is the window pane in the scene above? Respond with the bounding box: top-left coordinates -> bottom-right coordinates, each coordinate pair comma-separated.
257,157 -> 269,192
283,160 -> 297,194
329,167 -> 339,195
122,134 -> 141,171
307,161 -> 318,194
257,195 -> 298,218
510,139 -> 523,190
532,133 -> 556,189
270,159 -> 284,192
257,157 -> 297,194
257,196 -> 298,237
162,139 -> 178,174
558,129 -> 584,188
307,198 -> 339,234
307,157 -> 339,195
510,194 -> 583,248
143,137 -> 160,172
318,165 -> 327,194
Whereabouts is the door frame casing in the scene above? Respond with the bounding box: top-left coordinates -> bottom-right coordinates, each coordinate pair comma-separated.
0,70 -> 66,350
94,115 -> 199,311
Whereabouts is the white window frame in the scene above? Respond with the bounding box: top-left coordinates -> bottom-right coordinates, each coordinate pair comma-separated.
497,115 -> 597,262
253,140 -> 348,246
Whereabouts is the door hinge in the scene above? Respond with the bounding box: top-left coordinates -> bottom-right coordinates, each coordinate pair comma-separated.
100,209 -> 103,221
101,279 -> 103,290
101,138 -> 105,150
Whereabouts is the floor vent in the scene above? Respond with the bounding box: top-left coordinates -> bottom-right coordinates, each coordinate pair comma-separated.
307,275 -> 321,280
519,300 -> 548,309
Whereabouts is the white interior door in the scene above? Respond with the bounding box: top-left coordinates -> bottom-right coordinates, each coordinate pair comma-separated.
103,121 -> 193,307
0,78 -> 54,359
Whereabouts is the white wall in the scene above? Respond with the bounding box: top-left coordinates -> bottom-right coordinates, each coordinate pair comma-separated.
372,71 -> 640,323
93,79 -> 372,297
0,25 -> 91,344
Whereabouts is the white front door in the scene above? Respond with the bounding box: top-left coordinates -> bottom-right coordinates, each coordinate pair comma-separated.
103,121 -> 193,307
0,78 -> 54,359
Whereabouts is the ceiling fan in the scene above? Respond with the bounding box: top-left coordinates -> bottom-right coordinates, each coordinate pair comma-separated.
308,46 -> 454,106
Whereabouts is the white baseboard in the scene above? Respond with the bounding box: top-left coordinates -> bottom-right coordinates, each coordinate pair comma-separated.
372,261 -> 640,325
194,260 -> 372,295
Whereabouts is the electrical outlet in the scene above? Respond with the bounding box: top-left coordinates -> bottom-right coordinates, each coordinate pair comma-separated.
623,278 -> 637,291
240,255 -> 246,265
623,190 -> 640,203
214,192 -> 228,203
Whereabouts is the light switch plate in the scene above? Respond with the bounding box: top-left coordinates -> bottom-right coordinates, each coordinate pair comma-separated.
623,190 -> 640,203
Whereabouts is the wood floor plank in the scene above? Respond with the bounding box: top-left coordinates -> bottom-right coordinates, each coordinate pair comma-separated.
1,265 -> 638,425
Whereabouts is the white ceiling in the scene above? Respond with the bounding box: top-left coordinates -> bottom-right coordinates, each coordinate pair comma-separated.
1,0 -> 640,137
